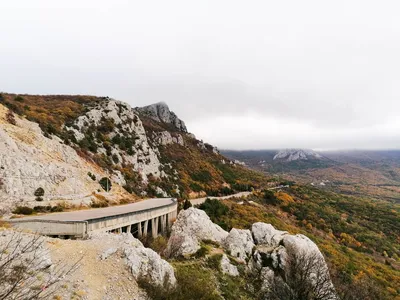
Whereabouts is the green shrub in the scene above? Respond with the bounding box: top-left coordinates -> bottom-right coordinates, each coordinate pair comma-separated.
206,254 -> 223,270
190,170 -> 212,183
261,190 -> 280,206
33,205 -> 52,213
148,236 -> 168,255
112,154 -> 119,164
14,96 -> 24,102
51,205 -> 64,212
183,199 -> 192,210
13,206 -> 34,215
193,244 -> 210,258
138,263 -> 220,300
34,187 -> 45,197
35,196 -> 43,202
87,172 -> 96,181
189,182 -> 203,192
99,177 -> 112,192
198,199 -> 229,222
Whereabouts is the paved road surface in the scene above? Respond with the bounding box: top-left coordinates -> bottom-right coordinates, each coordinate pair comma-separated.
13,198 -> 176,222
14,189 -> 260,223
190,191 -> 252,206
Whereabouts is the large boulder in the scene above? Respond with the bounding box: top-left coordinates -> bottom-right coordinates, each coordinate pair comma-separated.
248,228 -> 337,300
223,229 -> 255,262
251,222 -> 288,247
166,208 -> 228,257
124,239 -> 176,287
92,233 -> 176,287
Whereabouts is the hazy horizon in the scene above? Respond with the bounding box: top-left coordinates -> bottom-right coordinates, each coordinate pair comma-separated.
1,1 -> 399,150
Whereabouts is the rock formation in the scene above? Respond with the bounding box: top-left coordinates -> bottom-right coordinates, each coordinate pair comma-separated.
223,228 -> 254,262
93,232 -> 176,287
166,208 -> 337,299
166,208 -> 228,257
135,102 -> 187,132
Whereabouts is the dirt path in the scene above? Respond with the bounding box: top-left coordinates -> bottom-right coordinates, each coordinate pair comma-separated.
47,238 -> 145,300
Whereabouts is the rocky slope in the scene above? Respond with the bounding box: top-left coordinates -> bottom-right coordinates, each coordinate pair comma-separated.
0,228 -> 174,300
0,93 -> 262,214
165,208 -> 338,299
0,207 -> 338,300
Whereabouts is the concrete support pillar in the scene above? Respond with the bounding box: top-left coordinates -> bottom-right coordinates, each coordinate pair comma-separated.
143,220 -> 148,237
138,222 -> 142,238
151,217 -> 159,238
161,215 -> 167,233
117,227 -> 122,234
127,224 -> 132,234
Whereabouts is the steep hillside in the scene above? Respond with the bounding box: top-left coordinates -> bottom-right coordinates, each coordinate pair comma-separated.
0,93 -> 267,213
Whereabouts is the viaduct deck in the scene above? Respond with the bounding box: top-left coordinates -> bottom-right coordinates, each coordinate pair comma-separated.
10,198 -> 178,238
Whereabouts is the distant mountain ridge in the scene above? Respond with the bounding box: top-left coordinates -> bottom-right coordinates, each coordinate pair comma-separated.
221,148 -> 400,202
273,149 -> 323,162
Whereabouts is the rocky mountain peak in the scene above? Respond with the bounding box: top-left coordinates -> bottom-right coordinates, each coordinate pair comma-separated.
273,149 -> 323,162
135,102 -> 187,132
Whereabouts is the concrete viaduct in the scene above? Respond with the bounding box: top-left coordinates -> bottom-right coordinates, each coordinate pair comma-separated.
10,198 -> 178,239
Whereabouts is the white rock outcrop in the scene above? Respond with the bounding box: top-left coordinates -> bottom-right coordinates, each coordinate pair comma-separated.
260,267 -> 275,292
252,222 -> 288,247
155,131 -> 184,146
124,240 -> 176,287
250,225 -> 337,299
136,102 -> 187,132
223,229 -> 255,262
92,233 -> 176,287
220,254 -> 239,277
0,105 -> 112,213
69,99 -> 163,182
166,208 -> 228,257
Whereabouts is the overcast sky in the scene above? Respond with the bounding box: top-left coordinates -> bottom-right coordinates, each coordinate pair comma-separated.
1,1 -> 399,150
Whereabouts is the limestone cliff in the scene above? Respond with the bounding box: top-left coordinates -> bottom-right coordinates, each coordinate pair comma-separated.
135,102 -> 187,132
0,93 -> 255,214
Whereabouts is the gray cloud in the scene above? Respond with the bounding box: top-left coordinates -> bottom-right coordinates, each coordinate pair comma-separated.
1,0 -> 399,150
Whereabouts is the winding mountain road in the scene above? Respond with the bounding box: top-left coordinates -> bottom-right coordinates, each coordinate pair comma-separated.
190,191 -> 252,206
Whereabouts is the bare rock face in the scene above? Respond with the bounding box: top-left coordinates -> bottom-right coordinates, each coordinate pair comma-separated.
154,131 -> 184,146
220,254 -> 239,277
250,224 -> 337,299
223,229 -> 255,262
252,222 -> 288,247
260,267 -> 275,292
92,232 -> 176,287
136,102 -> 187,132
166,208 -> 228,257
68,100 -> 163,182
0,105 -> 112,213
